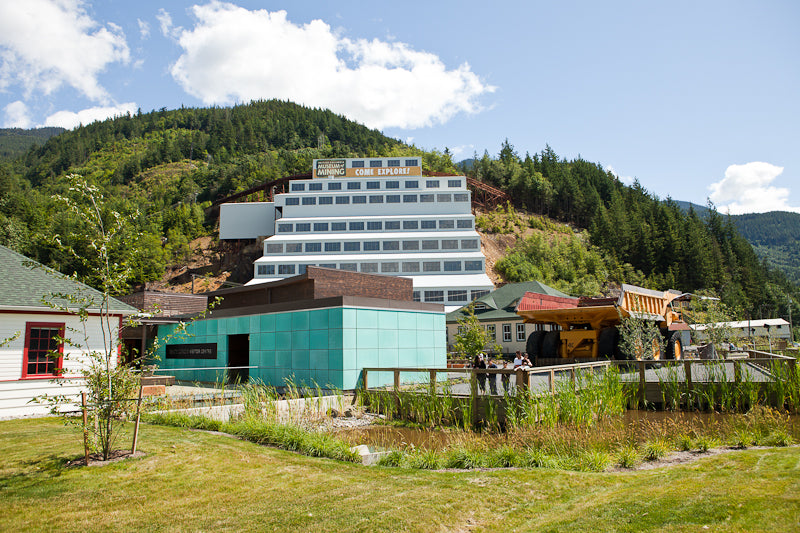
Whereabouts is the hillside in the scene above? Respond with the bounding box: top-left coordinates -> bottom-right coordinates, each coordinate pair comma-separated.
732,211 -> 800,286
0,127 -> 65,159
0,105 -> 797,324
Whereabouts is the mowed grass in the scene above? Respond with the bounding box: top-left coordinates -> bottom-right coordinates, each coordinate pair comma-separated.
1,418 -> 799,532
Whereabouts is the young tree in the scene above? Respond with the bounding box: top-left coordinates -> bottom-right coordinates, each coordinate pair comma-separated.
452,305 -> 502,360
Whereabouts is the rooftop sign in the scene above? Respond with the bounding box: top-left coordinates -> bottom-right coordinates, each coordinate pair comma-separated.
313,158 -> 422,179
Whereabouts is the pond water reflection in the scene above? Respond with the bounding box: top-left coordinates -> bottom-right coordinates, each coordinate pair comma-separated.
334,410 -> 800,452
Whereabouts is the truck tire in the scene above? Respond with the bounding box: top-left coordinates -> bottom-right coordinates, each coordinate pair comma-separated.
526,331 -> 546,363
597,327 -> 619,359
665,331 -> 683,360
542,331 -> 561,358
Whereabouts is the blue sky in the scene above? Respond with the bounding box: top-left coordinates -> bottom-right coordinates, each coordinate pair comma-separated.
1,1 -> 798,214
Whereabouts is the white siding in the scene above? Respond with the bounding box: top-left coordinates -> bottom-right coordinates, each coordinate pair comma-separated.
0,312 -> 121,418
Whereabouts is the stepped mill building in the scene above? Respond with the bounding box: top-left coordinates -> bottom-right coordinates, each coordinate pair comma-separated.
220,157 -> 497,311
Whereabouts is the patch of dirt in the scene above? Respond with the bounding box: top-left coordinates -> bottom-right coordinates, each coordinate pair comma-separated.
66,449 -> 147,467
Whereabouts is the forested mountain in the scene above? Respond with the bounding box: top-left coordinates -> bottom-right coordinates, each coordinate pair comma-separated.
732,211 -> 800,286
0,104 -> 796,325
0,127 -> 65,159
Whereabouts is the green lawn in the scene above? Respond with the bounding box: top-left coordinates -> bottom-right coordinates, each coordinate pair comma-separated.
1,418 -> 798,532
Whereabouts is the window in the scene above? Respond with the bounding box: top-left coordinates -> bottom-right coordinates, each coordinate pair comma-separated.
412,291 -> 421,302
381,262 -> 399,273
278,223 -> 292,233
426,180 -> 440,188
454,193 -> 469,202
305,243 -> 321,252
370,160 -> 383,168
448,290 -> 468,302
347,182 -> 361,190
405,159 -> 419,166
324,242 -> 341,252
403,220 -> 418,230
352,195 -> 366,204
335,196 -> 350,204
457,219 -> 473,229
286,243 -> 302,253
340,263 -> 357,272
420,194 -> 434,203
266,243 -> 283,254
285,197 -> 300,205
385,221 -> 400,230
388,159 -> 401,167
422,240 -> 439,250
424,290 -> 444,302
461,239 -> 479,249
386,194 -> 400,203
328,182 -> 342,190
344,242 -> 361,251
349,221 -> 364,231
309,182 -> 323,191
502,324 -> 512,342
403,194 -> 418,203
444,261 -> 462,272
405,180 -> 418,188
423,261 -> 441,272
439,219 -> 455,229
295,223 -> 311,232
319,196 -> 333,205
421,220 -> 436,229
465,260 -> 483,271
364,241 -> 380,251
517,323 -> 526,342
441,239 -> 458,249
360,263 -> 378,273
23,323 -> 64,377
383,241 -> 399,251
319,263 -> 336,269
367,181 -> 380,189
402,240 -> 419,251
437,193 -> 452,202
402,262 -> 420,273
331,222 -> 346,231
291,183 -> 305,191
485,324 -> 496,340
257,264 -> 275,276
314,222 -> 329,231
471,289 -> 490,300
367,221 -> 382,230
386,181 -> 399,189
278,264 -> 296,275
352,160 -> 364,168
302,197 -> 316,205
369,195 -> 384,204
448,179 -> 461,188
298,264 -> 308,274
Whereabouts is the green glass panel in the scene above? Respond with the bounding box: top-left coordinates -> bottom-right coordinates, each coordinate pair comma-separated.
292,330 -> 309,350
310,330 -> 328,350
291,311 -> 309,331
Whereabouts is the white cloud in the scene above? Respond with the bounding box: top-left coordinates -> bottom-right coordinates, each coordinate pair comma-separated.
450,144 -> 475,159
138,18 -> 150,39
157,8 -> 181,40
169,3 -> 495,130
0,0 -> 130,103
3,100 -> 32,128
606,165 -> 635,185
709,162 -> 800,214
42,102 -> 137,130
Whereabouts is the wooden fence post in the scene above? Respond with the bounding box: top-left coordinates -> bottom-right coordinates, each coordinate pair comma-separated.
684,360 -> 693,409
394,370 -> 400,390
639,361 -> 646,408
131,381 -> 144,455
470,369 -> 479,427
429,370 -> 437,395
549,369 -> 555,395
362,369 -> 368,391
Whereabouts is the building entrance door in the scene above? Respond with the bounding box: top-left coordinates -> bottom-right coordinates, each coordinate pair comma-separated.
227,334 -> 249,384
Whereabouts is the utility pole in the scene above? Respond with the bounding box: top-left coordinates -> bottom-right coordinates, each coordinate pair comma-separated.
789,297 -> 794,344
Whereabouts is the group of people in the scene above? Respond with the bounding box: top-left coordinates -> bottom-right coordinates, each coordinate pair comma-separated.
471,350 -> 533,395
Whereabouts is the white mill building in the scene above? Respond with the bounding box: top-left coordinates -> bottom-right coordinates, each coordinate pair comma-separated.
220,157 -> 494,311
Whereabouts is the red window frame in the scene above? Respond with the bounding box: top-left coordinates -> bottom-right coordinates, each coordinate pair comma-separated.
22,322 -> 65,378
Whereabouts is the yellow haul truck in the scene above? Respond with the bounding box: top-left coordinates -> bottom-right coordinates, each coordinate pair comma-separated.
517,284 -> 688,363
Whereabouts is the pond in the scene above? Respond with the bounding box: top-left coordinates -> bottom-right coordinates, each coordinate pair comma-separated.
333,409 -> 800,452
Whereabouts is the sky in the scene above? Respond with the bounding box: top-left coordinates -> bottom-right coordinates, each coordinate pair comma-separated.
1,1 -> 798,214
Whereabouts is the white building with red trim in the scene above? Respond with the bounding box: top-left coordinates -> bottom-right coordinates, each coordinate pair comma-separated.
0,245 -> 138,418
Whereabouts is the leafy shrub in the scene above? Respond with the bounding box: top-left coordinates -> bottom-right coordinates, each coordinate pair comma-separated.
616,444 -> 641,469
643,438 -> 670,461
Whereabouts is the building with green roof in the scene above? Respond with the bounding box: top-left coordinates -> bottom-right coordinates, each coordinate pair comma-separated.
445,281 -> 574,357
0,245 -> 137,418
